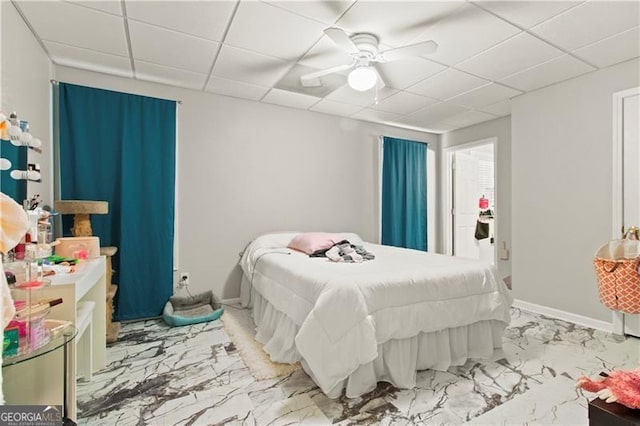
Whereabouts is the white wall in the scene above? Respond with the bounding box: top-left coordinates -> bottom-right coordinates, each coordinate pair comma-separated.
53,65 -> 438,299
512,58 -> 640,322
1,2 -> 52,205
442,116 -> 511,280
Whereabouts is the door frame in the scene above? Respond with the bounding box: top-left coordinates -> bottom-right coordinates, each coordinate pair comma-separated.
611,87 -> 640,334
442,137 -> 497,263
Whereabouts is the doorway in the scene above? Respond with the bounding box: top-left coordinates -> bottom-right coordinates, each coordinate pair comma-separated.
612,87 -> 640,336
444,138 -> 497,264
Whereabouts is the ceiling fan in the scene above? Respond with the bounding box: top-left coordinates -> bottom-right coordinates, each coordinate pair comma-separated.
300,27 -> 438,92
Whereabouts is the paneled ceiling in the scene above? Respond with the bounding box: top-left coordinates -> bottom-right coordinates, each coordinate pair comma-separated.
13,0 -> 640,134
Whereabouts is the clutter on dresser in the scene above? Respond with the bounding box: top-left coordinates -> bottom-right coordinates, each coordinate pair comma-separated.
3,256 -> 70,359
1,191 -> 75,359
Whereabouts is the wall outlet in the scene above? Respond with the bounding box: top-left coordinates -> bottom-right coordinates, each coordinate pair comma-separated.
499,242 -> 510,260
180,272 -> 190,287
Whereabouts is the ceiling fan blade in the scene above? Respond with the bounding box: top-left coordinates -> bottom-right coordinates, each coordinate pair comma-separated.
373,66 -> 387,89
377,40 -> 438,62
299,63 -> 354,87
324,27 -> 359,54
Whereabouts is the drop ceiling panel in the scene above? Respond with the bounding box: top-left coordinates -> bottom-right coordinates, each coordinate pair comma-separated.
500,54 -> 595,92
409,102 -> 470,124
128,21 -> 219,73
352,108 -> 403,124
135,60 -> 207,90
457,32 -> 564,80
68,1 -> 123,16
212,45 -> 292,87
225,1 -> 325,61
442,110 -> 498,128
531,0 -> 640,51
447,83 -> 521,108
387,116 -> 452,132
371,91 -> 438,115
472,1 -> 581,29
44,40 -> 132,78
325,85 -> 398,107
298,37 -> 353,71
412,3 -> 520,66
309,99 -> 362,116
205,76 -> 270,102
125,1 -> 236,42
422,122 -> 459,133
375,57 -> 446,90
17,1 -> 128,55
573,27 -> 640,69
262,88 -> 320,109
335,1 -> 465,48
479,99 -> 511,117
262,0 -> 356,25
406,68 -> 489,100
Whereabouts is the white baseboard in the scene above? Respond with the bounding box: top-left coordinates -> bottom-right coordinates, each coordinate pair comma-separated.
221,297 -> 241,305
513,299 -> 613,333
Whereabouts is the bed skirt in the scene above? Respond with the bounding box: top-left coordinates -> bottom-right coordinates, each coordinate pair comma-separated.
248,287 -> 507,399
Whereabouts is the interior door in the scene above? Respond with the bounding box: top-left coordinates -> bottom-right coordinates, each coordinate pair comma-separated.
453,151 -> 480,259
623,94 -> 640,337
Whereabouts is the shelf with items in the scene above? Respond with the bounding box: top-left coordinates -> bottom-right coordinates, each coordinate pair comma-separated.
2,210 -> 70,361
4,279 -> 52,358
2,325 -> 76,368
0,110 -> 44,203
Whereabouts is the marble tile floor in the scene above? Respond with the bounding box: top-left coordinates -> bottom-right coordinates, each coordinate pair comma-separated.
76,307 -> 640,425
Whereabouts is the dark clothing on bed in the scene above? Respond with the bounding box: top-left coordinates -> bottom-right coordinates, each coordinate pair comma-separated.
309,240 -> 350,257
310,240 -> 375,262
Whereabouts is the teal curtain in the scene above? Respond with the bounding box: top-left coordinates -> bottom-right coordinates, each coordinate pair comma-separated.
58,83 -> 176,321
381,137 -> 427,251
0,140 -> 27,202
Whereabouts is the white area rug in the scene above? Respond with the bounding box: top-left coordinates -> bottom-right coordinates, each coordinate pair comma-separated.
220,305 -> 300,380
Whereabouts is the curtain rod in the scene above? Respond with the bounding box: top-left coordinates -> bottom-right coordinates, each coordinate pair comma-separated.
50,79 -> 183,104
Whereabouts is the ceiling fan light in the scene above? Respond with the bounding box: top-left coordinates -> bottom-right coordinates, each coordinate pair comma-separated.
348,66 -> 377,91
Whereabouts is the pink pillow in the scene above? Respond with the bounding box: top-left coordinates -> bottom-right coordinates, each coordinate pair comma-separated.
288,232 -> 342,255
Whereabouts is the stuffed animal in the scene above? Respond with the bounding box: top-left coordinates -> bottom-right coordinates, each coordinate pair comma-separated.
577,369 -> 640,409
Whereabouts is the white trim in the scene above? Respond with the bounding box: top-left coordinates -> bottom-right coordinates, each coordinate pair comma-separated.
221,297 -> 241,305
610,86 -> 640,335
173,108 -> 180,272
513,299 -> 612,333
612,312 -> 625,336
377,136 -> 383,244
612,86 -> 640,238
442,137 -> 498,263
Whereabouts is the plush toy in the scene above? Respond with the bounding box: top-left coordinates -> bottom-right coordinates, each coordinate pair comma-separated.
577,369 -> 640,409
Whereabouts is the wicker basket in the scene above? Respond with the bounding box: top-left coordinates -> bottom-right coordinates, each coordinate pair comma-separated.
593,229 -> 640,314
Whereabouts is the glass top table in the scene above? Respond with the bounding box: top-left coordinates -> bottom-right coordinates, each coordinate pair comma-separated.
3,327 -> 78,368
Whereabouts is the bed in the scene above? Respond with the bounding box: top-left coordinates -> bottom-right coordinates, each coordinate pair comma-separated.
239,232 -> 513,398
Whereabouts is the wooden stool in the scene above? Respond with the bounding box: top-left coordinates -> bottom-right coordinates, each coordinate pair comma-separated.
101,246 -> 121,343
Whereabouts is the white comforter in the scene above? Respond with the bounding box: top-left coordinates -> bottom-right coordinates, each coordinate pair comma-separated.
240,233 -> 512,395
